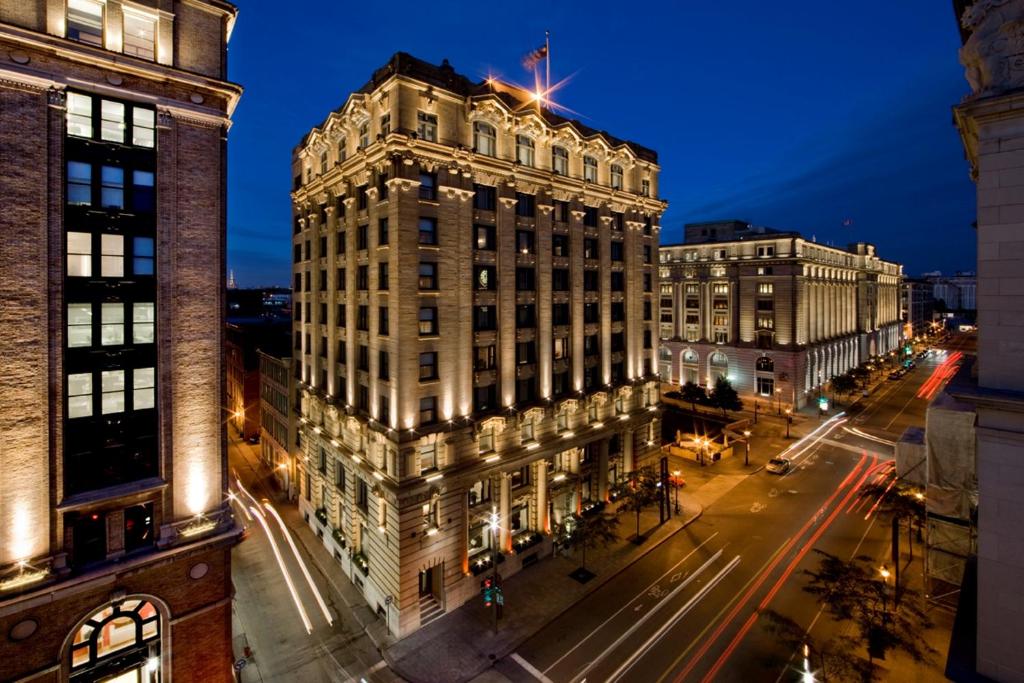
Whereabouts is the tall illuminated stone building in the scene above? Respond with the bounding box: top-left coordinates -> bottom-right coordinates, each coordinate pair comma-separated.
0,2 -> 241,681
292,53 -> 664,636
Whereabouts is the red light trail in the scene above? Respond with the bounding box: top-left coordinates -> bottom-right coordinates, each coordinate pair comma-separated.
917,351 -> 963,400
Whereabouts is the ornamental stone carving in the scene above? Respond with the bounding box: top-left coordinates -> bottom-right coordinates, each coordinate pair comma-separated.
960,0 -> 1024,98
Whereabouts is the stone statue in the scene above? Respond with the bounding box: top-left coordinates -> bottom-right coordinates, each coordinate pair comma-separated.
959,0 -> 1024,98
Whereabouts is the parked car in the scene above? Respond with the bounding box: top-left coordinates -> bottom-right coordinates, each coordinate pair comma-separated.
888,371 -> 903,380
766,457 -> 792,474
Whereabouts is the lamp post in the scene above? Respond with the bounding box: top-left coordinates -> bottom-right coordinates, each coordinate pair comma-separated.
775,388 -> 782,415
672,469 -> 681,514
743,430 -> 751,466
879,565 -> 891,619
489,507 -> 500,633
785,408 -> 792,438
753,400 -> 759,424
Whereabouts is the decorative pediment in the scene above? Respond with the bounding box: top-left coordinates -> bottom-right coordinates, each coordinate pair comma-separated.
618,385 -> 633,398
468,99 -> 510,129
558,398 -> 579,414
477,416 -> 506,434
521,406 -> 545,423
513,114 -> 547,141
591,391 -> 608,406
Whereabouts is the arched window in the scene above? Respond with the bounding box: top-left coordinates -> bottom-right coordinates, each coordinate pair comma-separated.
515,135 -> 534,167
681,349 -> 699,385
552,145 -> 569,175
583,155 -> 598,183
473,122 -> 496,157
70,599 -> 161,678
709,351 -> 729,380
756,356 -> 774,373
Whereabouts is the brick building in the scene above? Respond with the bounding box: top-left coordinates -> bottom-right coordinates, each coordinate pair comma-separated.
291,53 -> 664,637
0,2 -> 241,681
658,221 -> 902,409
259,345 -> 298,499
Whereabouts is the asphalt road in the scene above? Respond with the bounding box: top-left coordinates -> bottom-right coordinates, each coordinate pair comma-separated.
504,335 -> 972,683
229,436 -> 399,683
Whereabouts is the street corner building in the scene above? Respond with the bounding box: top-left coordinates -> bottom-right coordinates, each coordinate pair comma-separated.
657,221 -> 903,410
0,1 -> 242,681
290,53 -> 665,638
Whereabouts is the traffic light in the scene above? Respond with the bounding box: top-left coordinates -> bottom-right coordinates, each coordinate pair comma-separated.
481,576 -> 494,608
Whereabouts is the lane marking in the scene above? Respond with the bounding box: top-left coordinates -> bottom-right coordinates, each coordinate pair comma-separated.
512,653 -> 555,683
609,556 -> 742,683
248,504 -> 313,635
542,532 -> 720,674
570,549 -> 726,683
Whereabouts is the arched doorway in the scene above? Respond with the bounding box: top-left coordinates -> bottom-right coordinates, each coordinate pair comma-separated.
68,598 -> 163,681
681,349 -> 699,385
709,351 -> 728,383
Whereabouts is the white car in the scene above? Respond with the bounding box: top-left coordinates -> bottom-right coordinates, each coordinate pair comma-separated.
766,457 -> 792,474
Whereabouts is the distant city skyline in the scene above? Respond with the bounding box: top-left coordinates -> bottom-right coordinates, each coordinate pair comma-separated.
226,0 -> 975,287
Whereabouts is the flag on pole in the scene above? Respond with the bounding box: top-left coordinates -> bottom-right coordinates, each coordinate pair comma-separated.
522,44 -> 548,71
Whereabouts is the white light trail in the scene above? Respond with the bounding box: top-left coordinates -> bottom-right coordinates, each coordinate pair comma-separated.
248,505 -> 313,634
779,414 -> 848,477
263,502 -> 334,626
843,426 -> 896,447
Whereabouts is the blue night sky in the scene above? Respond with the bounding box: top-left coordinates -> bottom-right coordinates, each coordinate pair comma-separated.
225,0 -> 976,287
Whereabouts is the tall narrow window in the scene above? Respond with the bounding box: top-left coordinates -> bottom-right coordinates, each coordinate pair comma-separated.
133,367 -> 155,409
380,113 -> 391,136
123,11 -> 156,61
419,307 -> 438,335
100,166 -> 124,209
100,303 -> 124,346
67,232 -> 92,276
67,0 -> 103,46
583,156 -> 598,183
552,146 -> 568,175
473,122 -> 496,156
67,93 -> 93,138
610,164 -> 623,190
133,237 -> 154,275
133,107 -> 155,147
100,100 -> 125,143
101,234 -> 124,277
358,122 -> 369,148
132,170 -> 154,211
67,373 -> 93,418
101,370 -> 126,414
67,162 -> 92,206
417,112 -> 438,142
516,135 -> 535,166
67,304 -> 93,348
133,303 -> 155,343
418,217 -> 437,244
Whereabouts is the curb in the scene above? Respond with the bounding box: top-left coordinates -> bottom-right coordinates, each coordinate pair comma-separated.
392,504 -> 705,683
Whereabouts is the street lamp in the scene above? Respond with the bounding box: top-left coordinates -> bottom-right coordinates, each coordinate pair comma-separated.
672,469 -> 681,514
488,507 -> 501,633
879,565 -> 891,618
775,388 -> 782,415
785,408 -> 792,438
743,430 -> 751,466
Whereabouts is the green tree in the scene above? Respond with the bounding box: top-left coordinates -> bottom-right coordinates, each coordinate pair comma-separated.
557,512 -> 620,572
849,366 -> 870,386
759,609 -> 877,682
680,381 -> 707,413
616,469 -> 661,542
859,480 -> 926,559
832,373 -> 858,401
709,376 -> 742,418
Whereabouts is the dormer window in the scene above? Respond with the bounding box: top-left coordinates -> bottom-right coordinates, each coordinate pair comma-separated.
516,135 -> 535,167
757,245 -> 775,258
641,178 -> 651,197
67,0 -> 103,47
473,122 -> 496,156
583,156 -> 598,183
552,146 -> 569,175
610,164 -> 623,190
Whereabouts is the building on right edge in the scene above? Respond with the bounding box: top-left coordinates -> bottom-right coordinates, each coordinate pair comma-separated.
658,220 -> 902,410
950,0 -> 1024,679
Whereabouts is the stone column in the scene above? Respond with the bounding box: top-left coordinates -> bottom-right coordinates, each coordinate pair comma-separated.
499,472 -> 511,552
622,429 -> 634,473
597,439 -> 609,501
535,459 -> 549,534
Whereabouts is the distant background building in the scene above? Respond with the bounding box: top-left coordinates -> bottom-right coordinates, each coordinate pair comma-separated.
902,277 -> 937,338
921,270 -> 977,312
259,347 -> 298,499
659,220 -> 903,409
226,318 -> 291,441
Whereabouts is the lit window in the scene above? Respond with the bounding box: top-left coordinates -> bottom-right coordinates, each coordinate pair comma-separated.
337,137 -> 347,162
67,232 -> 92,276
66,93 -> 93,138
418,307 -> 438,335
100,100 -> 125,143
583,156 -> 598,183
380,113 -> 391,136
100,303 -> 124,346
521,419 -> 534,443
419,443 -> 437,473
611,164 -> 623,189
134,367 -> 155,409
67,0 -> 103,47
516,135 -> 534,166
67,162 -> 92,205
418,262 -> 437,290
67,373 -> 93,418
758,283 -> 774,295
133,170 -> 154,211
123,11 -> 156,61
101,369 -> 125,414
100,166 -> 124,209
479,427 -> 494,454
641,178 -> 650,197
133,237 -> 154,275
132,107 -> 155,147
133,303 -> 155,343
473,122 -> 496,156
552,146 -> 568,175
101,234 -> 123,277
67,303 -> 93,347
417,112 -> 438,142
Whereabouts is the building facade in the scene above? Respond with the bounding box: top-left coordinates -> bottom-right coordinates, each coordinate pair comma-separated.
902,277 -> 937,338
0,2 -> 241,681
259,348 -> 297,499
658,221 -> 902,409
291,53 -> 664,637
922,271 -> 977,312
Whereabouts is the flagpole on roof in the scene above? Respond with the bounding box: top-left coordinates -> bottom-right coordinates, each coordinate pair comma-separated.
545,30 -> 550,100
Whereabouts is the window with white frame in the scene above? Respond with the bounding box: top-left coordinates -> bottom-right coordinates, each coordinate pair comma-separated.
515,135 -> 534,166
67,93 -> 93,138
133,108 -> 155,147
100,100 -> 125,143
552,145 -> 568,175
100,234 -> 123,277
100,165 -> 124,209
417,112 -> 437,142
757,245 -> 775,257
380,113 -> 391,136
358,122 -> 369,148
67,232 -> 92,276
67,373 -> 93,418
67,304 -> 92,347
641,178 -> 650,196
338,137 -> 347,162
122,11 -> 157,61
101,369 -> 125,414
583,156 -> 598,182
758,282 -> 773,295
67,0 -> 103,46
610,164 -> 623,189
473,121 -> 496,156
100,303 -> 124,346
68,162 -> 92,205
133,367 -> 155,409
133,303 -> 155,343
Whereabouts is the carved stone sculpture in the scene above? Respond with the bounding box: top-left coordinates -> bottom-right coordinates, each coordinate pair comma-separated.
959,0 -> 1024,98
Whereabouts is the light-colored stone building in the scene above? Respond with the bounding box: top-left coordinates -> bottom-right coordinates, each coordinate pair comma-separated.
658,221 -> 902,409
0,1 -> 242,681
290,53 -> 664,637
950,0 -> 1024,679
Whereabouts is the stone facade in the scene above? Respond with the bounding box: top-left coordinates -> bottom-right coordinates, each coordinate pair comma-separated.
0,2 -> 241,681
291,53 -> 664,638
952,1 -> 1024,679
658,222 -> 902,409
